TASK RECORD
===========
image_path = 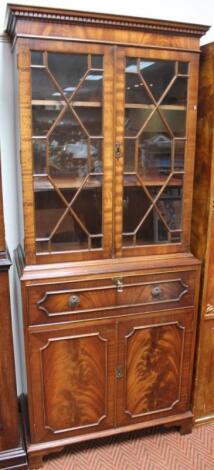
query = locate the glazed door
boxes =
[28,320,115,442]
[116,310,194,426]
[18,43,114,263]
[114,47,199,257]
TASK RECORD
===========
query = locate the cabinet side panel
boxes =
[192,43,214,421]
[0,270,19,450]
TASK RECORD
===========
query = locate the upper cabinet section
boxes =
[6,5,209,264]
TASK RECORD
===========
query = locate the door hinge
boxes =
[116,365,124,379]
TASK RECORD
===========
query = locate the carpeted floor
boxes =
[43,424,214,469]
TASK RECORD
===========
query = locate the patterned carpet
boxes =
[43,424,214,469]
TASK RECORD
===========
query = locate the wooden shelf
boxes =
[33,174,182,191]
[32,101,185,110]
[125,104,186,110]
[124,175,183,186]
[34,176,102,191]
[32,100,102,107]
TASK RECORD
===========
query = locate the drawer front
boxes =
[27,270,196,324]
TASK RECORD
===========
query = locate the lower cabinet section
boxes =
[29,321,116,442]
[117,311,194,426]
[27,309,195,445]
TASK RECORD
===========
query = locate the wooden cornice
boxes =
[6,4,210,40]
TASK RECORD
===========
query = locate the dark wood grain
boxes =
[116,309,195,426]
[27,270,195,324]
[28,320,115,443]
[191,42,214,425]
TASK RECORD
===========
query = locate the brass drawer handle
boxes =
[151,286,161,298]
[68,295,80,308]
[112,277,123,293]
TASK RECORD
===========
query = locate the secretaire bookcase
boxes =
[6,4,209,468]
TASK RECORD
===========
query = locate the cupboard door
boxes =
[28,320,115,442]
[114,47,199,257]
[18,43,114,263]
[116,310,194,426]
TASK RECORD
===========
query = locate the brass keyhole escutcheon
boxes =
[115,143,121,159]
[116,365,124,379]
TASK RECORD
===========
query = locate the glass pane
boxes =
[140,60,175,101]
[174,140,185,170]
[31,51,43,65]
[91,237,102,248]
[51,212,88,252]
[34,187,65,238]
[90,139,103,173]
[124,139,136,172]
[123,57,187,248]
[125,108,153,137]
[125,58,138,73]
[74,71,103,102]
[72,176,102,234]
[161,77,187,106]
[123,181,151,233]
[32,104,63,136]
[156,184,183,231]
[49,109,88,184]
[178,62,188,74]
[91,55,103,69]
[123,234,134,246]
[73,107,102,136]
[136,210,169,244]
[137,111,172,180]
[31,68,64,101]
[161,109,186,137]
[36,240,49,253]
[171,231,181,243]
[32,52,104,255]
[48,53,88,98]
[33,139,46,174]
[126,74,152,104]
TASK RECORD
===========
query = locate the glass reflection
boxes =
[49,110,88,181]
[74,71,103,102]
[33,140,46,174]
[32,105,62,136]
[125,108,153,137]
[138,111,172,179]
[48,53,88,98]
[162,77,187,106]
[126,74,153,104]
[161,109,186,137]
[74,107,102,136]
[140,60,175,101]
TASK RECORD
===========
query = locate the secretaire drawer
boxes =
[27,270,197,324]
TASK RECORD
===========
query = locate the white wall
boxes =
[0,0,213,393]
